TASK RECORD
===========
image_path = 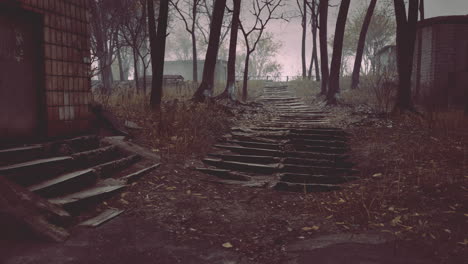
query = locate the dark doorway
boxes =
[0,7,44,142]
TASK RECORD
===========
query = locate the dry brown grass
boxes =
[92,79,268,158]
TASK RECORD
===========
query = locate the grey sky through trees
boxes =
[166,0,468,77]
[266,0,468,76]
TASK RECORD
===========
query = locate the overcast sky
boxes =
[269,0,468,76]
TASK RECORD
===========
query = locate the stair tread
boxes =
[0,145,43,153]
[49,181,125,206]
[28,168,95,192]
[79,208,125,227]
[0,156,72,172]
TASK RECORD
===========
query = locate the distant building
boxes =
[0,1,92,142]
[374,45,397,76]
[163,60,227,82]
[413,16,468,108]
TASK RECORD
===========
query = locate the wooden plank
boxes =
[122,163,161,183]
[79,209,124,227]
[0,156,72,173]
[49,183,125,206]
[28,169,95,193]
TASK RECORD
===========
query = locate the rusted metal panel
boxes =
[0,9,42,141]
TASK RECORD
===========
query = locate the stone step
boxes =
[121,163,161,183]
[208,153,280,164]
[0,145,45,165]
[48,179,126,207]
[28,169,97,197]
[0,156,73,176]
[79,209,125,227]
[203,158,280,174]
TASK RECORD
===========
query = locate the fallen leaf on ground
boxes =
[302,226,319,231]
[222,242,233,248]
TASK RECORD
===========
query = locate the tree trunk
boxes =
[351,0,377,90]
[149,0,169,109]
[193,0,228,102]
[415,0,424,101]
[117,46,126,81]
[309,0,320,82]
[191,31,198,82]
[319,0,329,95]
[219,0,241,100]
[192,2,199,83]
[133,50,140,93]
[393,0,419,112]
[242,53,250,101]
[327,0,351,105]
[301,0,307,79]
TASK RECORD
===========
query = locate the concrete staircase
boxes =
[0,135,160,236]
[196,84,359,192]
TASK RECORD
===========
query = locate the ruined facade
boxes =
[413,16,468,108]
[0,0,91,142]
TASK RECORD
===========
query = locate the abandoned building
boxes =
[164,60,228,82]
[0,0,92,142]
[413,15,468,108]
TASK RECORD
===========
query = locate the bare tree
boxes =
[393,0,419,112]
[196,0,232,57]
[239,0,284,101]
[170,0,202,82]
[350,0,377,90]
[88,0,121,93]
[326,0,351,105]
[318,0,329,95]
[218,0,242,100]
[296,0,307,79]
[119,0,150,93]
[307,0,320,81]
[149,0,169,109]
[192,0,228,101]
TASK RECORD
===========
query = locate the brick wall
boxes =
[13,0,92,137]
[414,16,468,108]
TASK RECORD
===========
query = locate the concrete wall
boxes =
[164,60,227,82]
[414,16,468,108]
[1,0,92,138]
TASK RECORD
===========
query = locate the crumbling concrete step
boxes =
[226,140,281,150]
[28,169,96,197]
[92,154,141,178]
[215,145,282,156]
[208,153,281,164]
[48,179,125,206]
[71,145,120,167]
[79,209,125,227]
[121,163,161,183]
[203,158,280,174]
[0,156,73,175]
[0,145,44,165]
